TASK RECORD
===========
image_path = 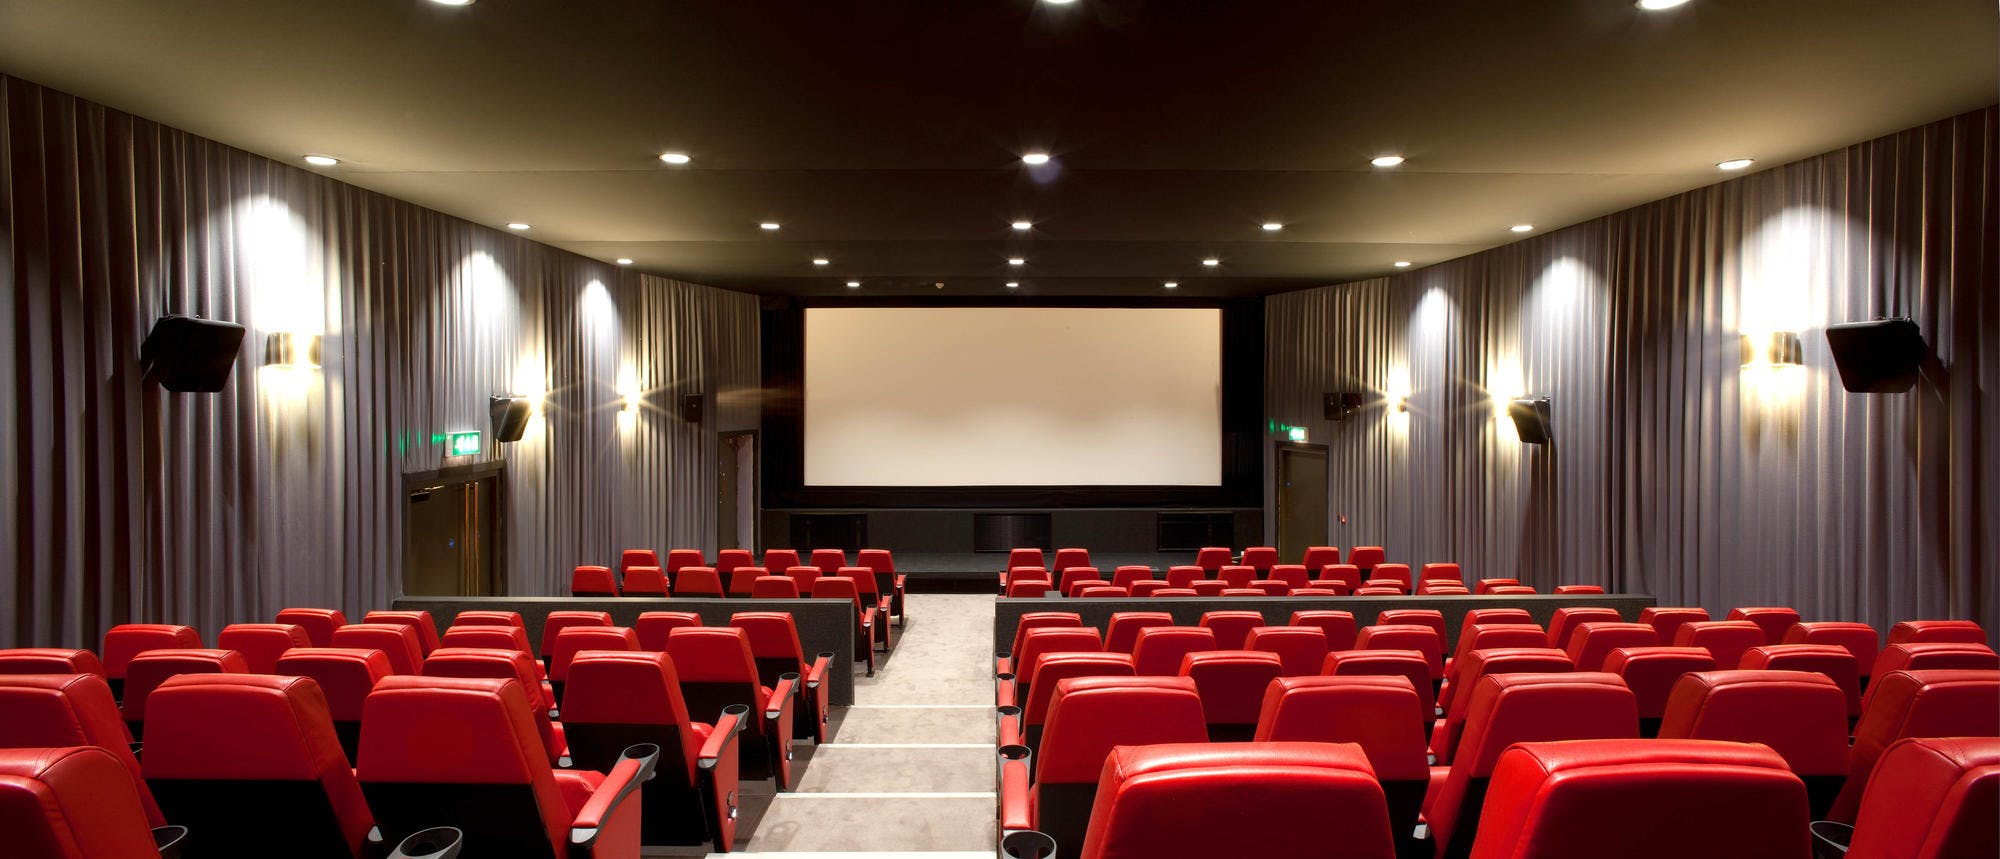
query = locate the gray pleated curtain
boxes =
[1266,107,1998,639]
[1,75,759,648]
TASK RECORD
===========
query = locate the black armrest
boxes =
[1000,830,1057,859]
[567,743,662,854]
[388,826,464,859]
[152,824,188,858]
[1810,821,1853,859]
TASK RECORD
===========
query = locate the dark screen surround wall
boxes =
[1265,107,1998,639]
[0,76,759,649]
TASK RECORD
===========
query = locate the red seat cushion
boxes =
[1657,670,1850,776]
[1179,650,1284,727]
[1848,737,2000,859]
[0,648,106,677]
[0,746,164,857]
[329,624,425,675]
[0,673,162,825]
[216,623,313,674]
[1130,627,1216,677]
[100,624,201,679]
[1829,668,2000,822]
[276,609,349,647]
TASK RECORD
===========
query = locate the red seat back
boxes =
[1254,675,1428,780]
[1741,644,1863,716]
[715,549,755,577]
[1265,565,1309,589]
[1727,606,1802,645]
[1036,677,1208,786]
[726,565,768,596]
[536,611,612,658]
[1463,608,1535,629]
[1163,565,1203,588]
[662,627,773,744]
[1179,650,1283,733]
[571,564,618,597]
[621,566,668,596]
[216,623,313,674]
[561,651,703,785]
[1109,566,1154,589]
[1347,546,1385,572]
[1601,646,1716,721]
[636,611,704,652]
[1848,737,2000,859]
[450,610,523,630]
[1868,642,1999,692]
[0,746,164,858]
[1565,622,1660,671]
[1246,626,1329,676]
[1197,610,1263,650]
[1548,607,1624,650]
[762,548,800,572]
[1238,547,1278,571]
[1290,610,1357,651]
[330,623,425,675]
[1887,620,1986,645]
[1356,624,1444,679]
[1131,627,1216,676]
[362,611,442,656]
[1830,669,2000,822]
[1420,561,1462,582]
[1449,622,1549,669]
[0,648,106,677]
[1009,612,1084,662]
[857,549,895,573]
[1053,548,1091,575]
[1015,628,1105,691]
[731,611,810,683]
[621,549,661,574]
[1193,547,1231,572]
[752,576,802,599]
[1215,565,1254,589]
[1434,649,1577,763]
[665,549,705,574]
[276,609,348,647]
[1103,613,1172,654]
[1008,578,1052,598]
[1007,548,1046,571]
[1077,586,1127,598]
[810,548,847,574]
[422,648,562,763]
[1672,620,1766,670]
[1638,606,1710,643]
[549,626,639,682]
[1658,670,1850,776]
[1369,563,1412,586]
[786,565,824,594]
[0,673,162,826]
[1023,652,1136,726]
[1553,584,1607,594]
[101,624,202,680]
[440,624,534,656]
[1322,649,1435,717]
[1317,564,1363,588]
[275,647,392,724]
[1378,609,1445,642]
[1440,637,1570,715]
[1059,567,1106,596]
[1782,622,1880,678]
[674,566,725,597]
[1301,546,1340,569]
[123,649,249,726]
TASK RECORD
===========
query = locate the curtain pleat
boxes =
[1267,107,1997,639]
[0,76,759,648]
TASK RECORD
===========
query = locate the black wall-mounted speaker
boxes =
[1323,392,1365,421]
[1825,318,1925,393]
[680,393,705,423]
[490,395,533,442]
[140,315,246,392]
[1508,397,1554,445]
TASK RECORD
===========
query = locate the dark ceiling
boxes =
[1,0,1993,296]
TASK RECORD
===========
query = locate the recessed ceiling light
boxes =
[616,258,634,265]
[1008,258,1026,266]
[658,152,691,165]
[1261,222,1284,232]
[846,281,861,288]
[812,258,830,266]
[506,223,531,231]
[1201,258,1220,267]
[303,154,339,167]
[1394,261,1412,268]
[1044,0,1077,4]
[1637,0,1691,10]
[1021,152,1051,166]
[1011,220,1033,231]
[1510,224,1534,233]
[1006,281,1020,288]
[759,222,781,231]
[428,0,475,6]
[1371,155,1406,168]
[1716,158,1755,170]
[1164,281,1179,289]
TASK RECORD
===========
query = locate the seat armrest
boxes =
[995,655,1013,676]
[999,744,1034,834]
[702,704,749,764]
[767,674,800,725]
[998,705,1024,748]
[699,704,747,848]
[388,826,463,859]
[568,743,662,850]
[806,654,831,688]
[152,825,189,859]
[996,673,1017,709]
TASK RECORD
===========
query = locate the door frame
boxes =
[718,429,760,552]
[1274,441,1330,560]
[402,460,509,597]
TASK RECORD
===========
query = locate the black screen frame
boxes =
[760,296,1264,509]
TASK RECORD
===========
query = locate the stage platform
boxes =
[898,552,1193,591]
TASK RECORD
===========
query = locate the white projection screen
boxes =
[805,307,1223,486]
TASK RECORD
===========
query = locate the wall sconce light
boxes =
[616,367,642,432]
[1740,331,1803,367]
[263,332,321,369]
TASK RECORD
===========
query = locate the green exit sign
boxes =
[446,431,481,456]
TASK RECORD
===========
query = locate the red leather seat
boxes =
[842,565,894,631]
[1488,584,1538,595]
[1659,669,1851,817]
[1420,561,1463,584]
[663,548,704,575]
[1104,612,1173,654]
[142,674,374,856]
[1548,607,1624,650]
[1828,668,2000,823]
[122,648,248,740]
[1216,564,1254,589]
[1476,578,1522,594]
[422,647,566,765]
[1152,587,1199,597]
[1445,623,1548,677]
[1553,584,1607,594]
[1728,606,1803,645]
[441,623,536,657]
[621,548,662,576]
[1254,675,1428,842]
[636,611,703,652]
[1193,547,1232,573]
[1011,628,1105,705]
[1565,622,1660,671]
[1431,649,1575,765]
[724,563,765,597]
[1059,567,1108,597]
[1424,673,1639,859]
[859,547,908,623]
[0,648,106,677]
[1007,578,1053,597]
[803,548,843,575]
[277,608,349,647]
[562,651,743,849]
[674,567,725,597]
[356,675,653,858]
[621,566,669,596]
[0,673,162,825]
[1221,588,1267,597]
[537,611,612,668]
[1246,625,1330,676]
[1003,548,1046,589]
[1191,580,1230,596]
[1121,580,1163,597]
[1782,622,1880,681]
[1106,566,1151,590]
[451,609,524,630]
[1002,612,1084,676]
[1007,676,1209,859]
[1357,624,1444,680]
[101,624,202,697]
[1164,565,1204,588]
[216,622,312,673]
[1348,546,1386,573]
[330,623,425,676]
[1013,652,1135,753]
[1839,737,1999,859]
[1601,646,1716,736]
[1180,650,1284,741]
[1887,619,1986,645]
[0,746,177,858]
[1292,586,1343,596]
[1471,739,1809,859]
[1075,742,1396,859]
[1291,610,1358,651]
[1673,620,1766,671]
[1367,563,1413,592]
[571,564,619,597]
[1867,643,1999,698]
[1639,606,1711,643]
[1011,566,1053,587]
[550,626,639,698]
[1053,547,1092,577]
[1462,608,1535,629]
[1323,649,1435,718]
[1131,626,1216,677]
[1439,638,1570,718]
[1077,586,1127,598]
[762,548,801,573]
[1267,564,1310,590]
[1420,580,1471,596]
[1301,546,1341,570]
[1356,584,1404,596]
[1742,644,1863,717]
[1317,564,1364,590]
[782,565,822,595]
[752,575,801,599]
[275,647,393,761]
[1379,608,1446,644]
[730,612,832,743]
[1198,610,1263,650]
[813,576,881,674]
[715,549,756,583]
[363,611,442,656]
[1238,546,1278,572]
[663,627,797,787]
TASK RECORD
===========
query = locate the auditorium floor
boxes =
[689,593,1000,858]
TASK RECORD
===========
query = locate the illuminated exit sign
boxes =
[446,431,481,457]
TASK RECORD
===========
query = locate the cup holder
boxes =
[389,826,464,859]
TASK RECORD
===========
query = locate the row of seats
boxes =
[996,668,2000,859]
[575,547,907,619]
[997,546,1609,597]
[996,734,1997,859]
[0,610,847,854]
